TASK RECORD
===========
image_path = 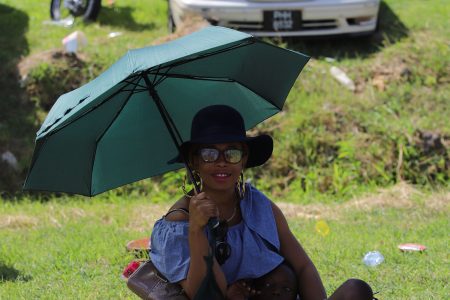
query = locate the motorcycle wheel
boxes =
[50,0,101,22]
[167,0,176,33]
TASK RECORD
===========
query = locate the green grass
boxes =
[0,185,448,299]
[1,0,449,195]
[0,0,168,65]
[0,0,449,298]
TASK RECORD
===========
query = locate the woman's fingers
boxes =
[192,193,218,215]
[189,192,219,227]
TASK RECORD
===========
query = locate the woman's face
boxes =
[192,142,247,193]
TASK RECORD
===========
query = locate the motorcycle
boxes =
[50,0,102,22]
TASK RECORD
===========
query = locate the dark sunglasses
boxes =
[198,148,244,164]
[213,220,231,265]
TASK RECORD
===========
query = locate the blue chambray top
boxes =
[149,184,284,284]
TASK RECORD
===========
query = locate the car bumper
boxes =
[170,0,380,36]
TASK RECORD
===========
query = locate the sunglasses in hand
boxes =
[212,220,231,265]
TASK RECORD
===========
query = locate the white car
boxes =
[168,0,380,37]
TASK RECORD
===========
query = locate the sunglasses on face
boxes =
[213,220,231,265]
[198,148,244,164]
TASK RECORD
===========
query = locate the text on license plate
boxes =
[264,10,301,31]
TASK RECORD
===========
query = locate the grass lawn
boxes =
[0,0,449,299]
[0,184,448,299]
[1,0,448,195]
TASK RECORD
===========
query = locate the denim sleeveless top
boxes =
[149,184,284,284]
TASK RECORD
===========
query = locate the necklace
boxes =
[224,204,238,223]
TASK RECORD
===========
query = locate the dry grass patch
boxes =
[424,190,450,211]
[343,181,417,211]
[0,214,39,229]
[278,182,448,220]
[0,205,95,230]
[124,203,171,232]
[152,15,209,45]
[277,202,329,220]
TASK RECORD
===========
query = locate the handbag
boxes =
[127,260,188,300]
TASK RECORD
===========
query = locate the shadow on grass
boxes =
[0,4,37,195]
[0,262,32,282]
[97,6,156,31]
[282,1,409,59]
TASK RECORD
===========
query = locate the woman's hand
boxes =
[188,192,219,230]
[227,280,259,300]
[182,192,227,298]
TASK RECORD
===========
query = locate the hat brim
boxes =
[170,134,273,168]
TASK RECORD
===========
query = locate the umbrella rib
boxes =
[168,75,281,110]
[234,79,282,110]
[127,38,255,88]
[152,64,162,85]
[122,88,147,93]
[94,83,139,145]
[148,73,281,110]
[154,65,175,87]
[89,78,141,195]
[148,37,255,75]
[143,73,184,147]
[152,73,235,83]
[122,79,147,89]
[41,77,141,139]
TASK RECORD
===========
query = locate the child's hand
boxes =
[227,280,260,299]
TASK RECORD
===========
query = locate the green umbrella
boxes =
[23,26,309,299]
[24,26,309,196]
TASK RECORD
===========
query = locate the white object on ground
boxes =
[398,243,427,252]
[62,31,88,53]
[108,32,123,38]
[43,17,74,27]
[330,66,356,91]
[2,151,19,170]
[363,251,384,266]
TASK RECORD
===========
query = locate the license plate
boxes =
[263,10,301,31]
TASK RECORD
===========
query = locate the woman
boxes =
[150,105,374,300]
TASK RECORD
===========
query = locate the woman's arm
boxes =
[174,192,227,299]
[271,202,327,300]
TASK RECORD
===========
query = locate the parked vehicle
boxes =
[168,0,380,37]
[50,0,102,22]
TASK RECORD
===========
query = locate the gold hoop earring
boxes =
[193,170,202,192]
[182,173,192,198]
[182,171,202,197]
[236,171,246,199]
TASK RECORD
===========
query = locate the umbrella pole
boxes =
[144,74,218,225]
[142,75,201,193]
[143,73,223,299]
[143,75,219,225]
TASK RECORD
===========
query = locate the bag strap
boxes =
[164,207,189,218]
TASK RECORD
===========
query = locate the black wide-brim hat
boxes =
[173,105,273,168]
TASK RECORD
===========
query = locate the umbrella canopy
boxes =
[24,26,309,196]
